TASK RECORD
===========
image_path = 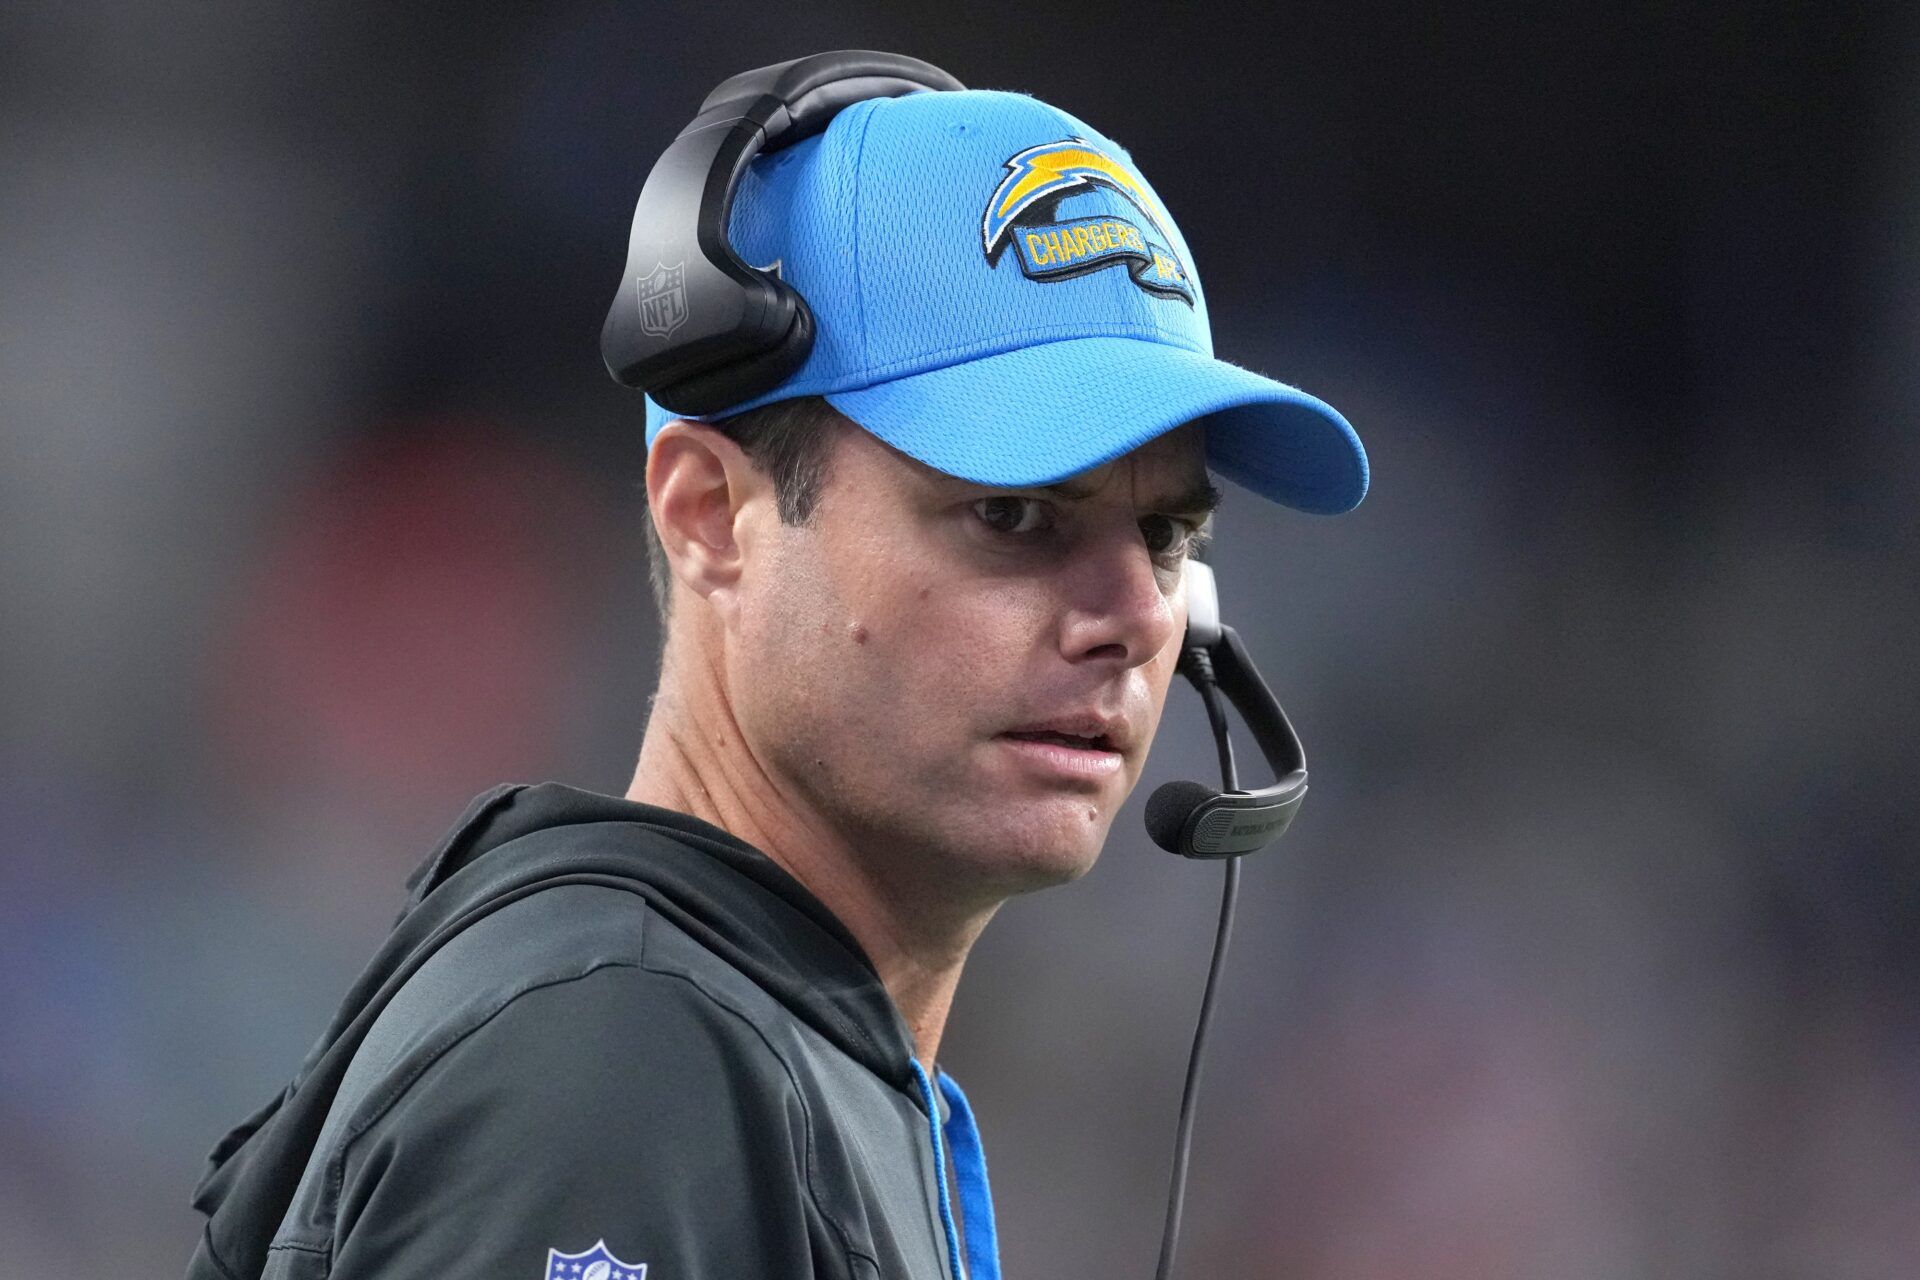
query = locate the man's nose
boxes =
[1056,528,1181,668]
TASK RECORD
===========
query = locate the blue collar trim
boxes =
[909,1060,1002,1280]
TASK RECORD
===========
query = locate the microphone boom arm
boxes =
[1144,563,1311,859]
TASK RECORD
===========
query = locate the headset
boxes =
[601,51,964,416]
[606,51,1316,1280]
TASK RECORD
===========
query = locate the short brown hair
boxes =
[643,395,845,626]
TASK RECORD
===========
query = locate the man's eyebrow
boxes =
[1040,476,1224,518]
[1160,479,1226,519]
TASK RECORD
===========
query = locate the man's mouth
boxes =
[1000,729,1116,752]
[997,709,1131,778]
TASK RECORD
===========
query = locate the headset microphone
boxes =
[1143,558,1311,1280]
[1145,560,1309,859]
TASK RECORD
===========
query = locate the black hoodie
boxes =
[184,782,1002,1280]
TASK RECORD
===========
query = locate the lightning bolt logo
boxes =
[981,138,1177,259]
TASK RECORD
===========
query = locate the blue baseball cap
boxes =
[643,88,1367,514]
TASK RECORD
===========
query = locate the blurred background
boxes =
[3,1,1916,1276]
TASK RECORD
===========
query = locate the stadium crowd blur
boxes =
[3,3,1915,1276]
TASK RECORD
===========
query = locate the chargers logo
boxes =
[981,138,1193,304]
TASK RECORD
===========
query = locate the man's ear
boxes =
[646,420,767,614]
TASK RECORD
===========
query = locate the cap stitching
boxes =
[847,97,884,379]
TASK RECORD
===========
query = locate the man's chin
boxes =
[961,802,1113,893]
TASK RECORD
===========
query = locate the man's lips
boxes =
[998,712,1130,753]
[995,709,1131,786]
[995,732,1125,783]
[1000,728,1116,751]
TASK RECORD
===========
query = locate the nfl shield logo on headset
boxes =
[543,1238,647,1280]
[634,261,688,339]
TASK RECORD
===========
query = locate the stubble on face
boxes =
[727,416,1209,912]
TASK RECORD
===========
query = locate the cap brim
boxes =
[823,335,1367,514]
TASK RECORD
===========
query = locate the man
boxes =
[185,69,1365,1280]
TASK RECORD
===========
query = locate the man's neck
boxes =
[626,652,992,1070]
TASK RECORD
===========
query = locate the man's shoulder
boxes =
[368,914,804,1139]
[347,881,793,1106]
[268,884,816,1272]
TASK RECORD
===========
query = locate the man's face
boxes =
[728,415,1215,906]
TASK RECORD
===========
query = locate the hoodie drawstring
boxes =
[909,1060,1002,1280]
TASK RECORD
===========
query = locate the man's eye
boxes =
[972,496,1052,535]
[1141,514,1203,559]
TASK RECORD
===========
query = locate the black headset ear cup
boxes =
[605,52,962,416]
[649,285,815,418]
